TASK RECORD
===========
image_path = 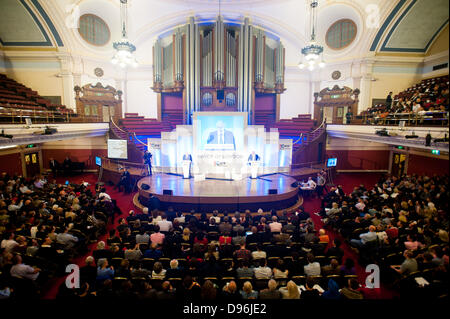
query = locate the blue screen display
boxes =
[327,158,337,167]
[195,114,244,151]
[95,156,102,166]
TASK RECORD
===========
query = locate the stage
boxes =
[137,173,299,212]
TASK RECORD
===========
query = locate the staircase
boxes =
[292,120,327,165]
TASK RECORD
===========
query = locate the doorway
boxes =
[391,152,407,177]
[102,105,111,122]
[24,152,41,178]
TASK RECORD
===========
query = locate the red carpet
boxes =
[42,172,395,298]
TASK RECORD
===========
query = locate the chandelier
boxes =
[298,0,325,71]
[111,0,138,68]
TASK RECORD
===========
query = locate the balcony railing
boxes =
[0,107,104,124]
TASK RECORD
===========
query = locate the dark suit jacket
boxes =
[248,154,260,162]
[207,130,235,149]
[49,159,59,170]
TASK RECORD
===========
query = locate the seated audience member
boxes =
[221,281,241,300]
[165,259,184,279]
[300,277,322,299]
[157,213,172,232]
[157,281,176,300]
[124,243,143,261]
[391,250,418,276]
[322,279,341,300]
[93,241,112,261]
[326,239,344,263]
[304,253,321,277]
[201,280,217,301]
[279,280,300,299]
[234,242,252,261]
[350,225,377,248]
[96,258,114,283]
[236,260,254,278]
[318,229,329,243]
[340,258,356,276]
[240,281,258,299]
[269,216,282,233]
[273,259,289,279]
[80,256,97,286]
[10,254,40,281]
[259,279,282,299]
[251,243,267,260]
[150,225,165,245]
[254,259,272,279]
[340,278,364,299]
[322,258,340,276]
[152,262,166,279]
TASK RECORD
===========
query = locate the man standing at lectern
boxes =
[207,120,236,150]
[182,153,192,178]
[248,151,260,163]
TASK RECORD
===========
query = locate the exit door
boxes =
[24,152,41,178]
[391,152,407,177]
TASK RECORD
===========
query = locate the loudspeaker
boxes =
[163,189,173,195]
[217,89,224,100]
[268,189,278,195]
[141,183,150,190]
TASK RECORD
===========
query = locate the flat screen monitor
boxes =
[107,139,128,159]
[95,156,102,166]
[327,158,337,167]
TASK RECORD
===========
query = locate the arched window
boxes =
[78,14,110,46]
[326,19,357,50]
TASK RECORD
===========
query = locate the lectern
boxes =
[249,161,260,179]
[182,160,191,179]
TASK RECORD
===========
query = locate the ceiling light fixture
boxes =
[111,0,138,68]
[298,0,325,71]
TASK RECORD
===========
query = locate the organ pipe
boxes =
[151,16,285,122]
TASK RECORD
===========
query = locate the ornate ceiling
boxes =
[0,0,448,66]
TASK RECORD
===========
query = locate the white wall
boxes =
[279,80,311,119]
[125,79,158,118]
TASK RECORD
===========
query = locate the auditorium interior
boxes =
[0,0,449,306]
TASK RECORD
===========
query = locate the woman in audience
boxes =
[279,280,300,299]
[152,261,166,279]
[201,280,217,300]
[240,281,258,299]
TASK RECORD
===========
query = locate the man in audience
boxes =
[10,254,41,281]
[304,253,321,277]
[259,279,282,299]
[350,225,377,249]
[391,250,418,276]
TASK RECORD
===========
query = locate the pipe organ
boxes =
[152,16,286,124]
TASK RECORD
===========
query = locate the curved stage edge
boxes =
[137,173,300,212]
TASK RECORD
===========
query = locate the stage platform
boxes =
[137,173,299,212]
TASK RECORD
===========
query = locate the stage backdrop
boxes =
[148,112,292,177]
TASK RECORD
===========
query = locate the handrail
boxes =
[293,133,303,145]
[132,132,147,146]
[293,117,325,145]
[110,117,128,134]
